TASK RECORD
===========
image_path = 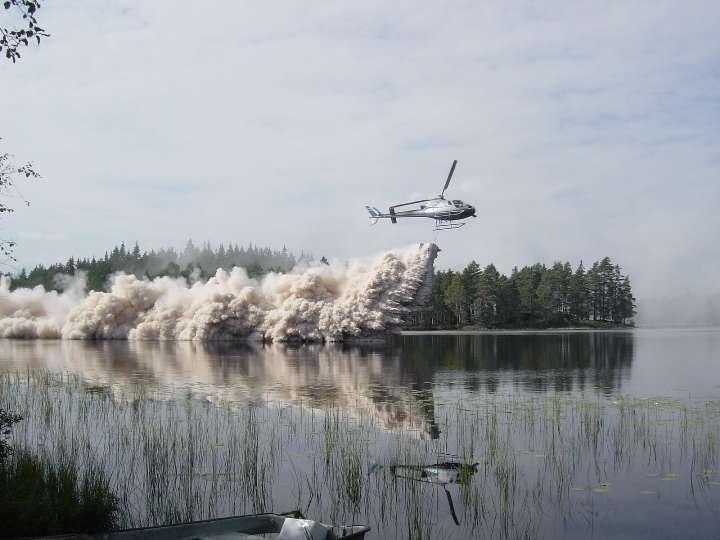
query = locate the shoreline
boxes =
[401,326,720,335]
[401,327,636,335]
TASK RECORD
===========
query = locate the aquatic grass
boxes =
[0,369,719,539]
[0,448,119,538]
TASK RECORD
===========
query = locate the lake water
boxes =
[1,329,719,539]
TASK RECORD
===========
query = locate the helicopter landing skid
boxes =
[434,220,465,231]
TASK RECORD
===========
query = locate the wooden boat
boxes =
[37,511,370,540]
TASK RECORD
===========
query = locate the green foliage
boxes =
[0,407,21,462]
[0,0,48,63]
[0,450,119,537]
[1,405,118,536]
[2,0,46,255]
[8,240,306,292]
[411,256,635,329]
[444,273,466,325]
[1,143,40,260]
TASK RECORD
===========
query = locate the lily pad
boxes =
[592,481,611,493]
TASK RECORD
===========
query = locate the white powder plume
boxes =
[0,273,86,339]
[0,243,438,342]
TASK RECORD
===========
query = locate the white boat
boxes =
[37,511,370,540]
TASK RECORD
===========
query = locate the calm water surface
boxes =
[0,329,719,539]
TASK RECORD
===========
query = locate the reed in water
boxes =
[0,369,718,539]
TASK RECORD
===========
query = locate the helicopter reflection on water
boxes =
[371,461,479,526]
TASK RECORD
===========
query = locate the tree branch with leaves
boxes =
[1,0,46,260]
[0,0,48,62]
[0,141,39,260]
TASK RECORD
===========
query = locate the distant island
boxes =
[6,242,635,332]
[408,257,636,330]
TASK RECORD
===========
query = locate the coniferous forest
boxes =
[7,243,635,329]
[409,257,636,329]
[8,240,307,293]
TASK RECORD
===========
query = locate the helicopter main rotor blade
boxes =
[390,198,434,209]
[441,160,458,198]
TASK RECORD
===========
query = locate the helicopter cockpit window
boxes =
[452,200,463,207]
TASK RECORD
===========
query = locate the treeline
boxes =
[8,244,636,329]
[410,257,636,329]
[10,240,310,292]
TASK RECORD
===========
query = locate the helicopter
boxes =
[365,160,476,230]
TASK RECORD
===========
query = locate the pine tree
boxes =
[513,264,544,324]
[475,264,500,327]
[587,262,600,320]
[444,273,466,327]
[598,257,615,321]
[615,274,636,324]
[568,261,589,321]
[495,275,520,326]
[182,239,196,265]
[462,261,481,323]
[534,270,554,325]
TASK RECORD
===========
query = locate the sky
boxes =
[1,1,719,322]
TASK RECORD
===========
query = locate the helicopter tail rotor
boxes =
[365,206,380,225]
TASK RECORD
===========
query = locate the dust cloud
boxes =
[0,243,438,342]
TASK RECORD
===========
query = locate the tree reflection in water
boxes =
[0,332,634,442]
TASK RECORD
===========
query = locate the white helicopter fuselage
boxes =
[365,160,475,230]
[393,198,476,221]
[366,198,475,222]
